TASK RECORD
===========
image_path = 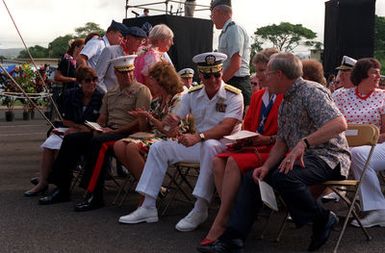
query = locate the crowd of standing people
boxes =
[21,0,385,253]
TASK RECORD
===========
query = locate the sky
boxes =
[0,0,384,51]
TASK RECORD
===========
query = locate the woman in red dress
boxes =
[201,48,283,245]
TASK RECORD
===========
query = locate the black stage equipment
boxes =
[323,0,375,76]
[123,15,213,79]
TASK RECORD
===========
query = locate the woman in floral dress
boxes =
[113,61,192,182]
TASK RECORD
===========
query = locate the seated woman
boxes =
[333,58,385,227]
[113,61,191,188]
[24,66,103,196]
[201,48,283,245]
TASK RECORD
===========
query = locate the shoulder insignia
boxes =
[224,84,241,95]
[188,84,204,93]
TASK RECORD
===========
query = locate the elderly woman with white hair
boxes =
[134,24,174,96]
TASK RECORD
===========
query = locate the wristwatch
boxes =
[199,133,206,142]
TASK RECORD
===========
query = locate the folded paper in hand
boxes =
[85,121,103,132]
[224,130,259,141]
[258,180,278,211]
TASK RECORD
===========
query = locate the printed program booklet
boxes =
[85,121,103,132]
[258,180,278,211]
[224,130,259,141]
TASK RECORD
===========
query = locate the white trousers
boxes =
[136,139,227,202]
[350,142,385,211]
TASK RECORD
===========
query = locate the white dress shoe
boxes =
[119,207,159,224]
[351,209,385,228]
[175,210,208,232]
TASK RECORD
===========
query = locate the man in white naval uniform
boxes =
[118,52,244,232]
[95,26,146,94]
[78,20,126,69]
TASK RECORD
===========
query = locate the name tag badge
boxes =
[216,103,227,113]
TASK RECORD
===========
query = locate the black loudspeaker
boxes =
[323,0,376,76]
[123,15,213,77]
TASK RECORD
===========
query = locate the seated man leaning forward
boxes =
[39,55,152,207]
[198,52,351,253]
[118,52,244,232]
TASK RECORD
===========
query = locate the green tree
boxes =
[374,15,385,73]
[18,45,49,58]
[48,34,75,58]
[252,22,318,52]
[249,37,263,73]
[75,22,105,38]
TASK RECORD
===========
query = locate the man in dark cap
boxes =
[210,0,251,110]
[95,26,147,93]
[78,20,126,69]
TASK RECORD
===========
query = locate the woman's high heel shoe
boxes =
[200,237,215,246]
[24,185,48,197]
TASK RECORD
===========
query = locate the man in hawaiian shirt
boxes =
[199,52,351,253]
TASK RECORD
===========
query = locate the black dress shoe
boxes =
[197,239,244,253]
[30,177,39,185]
[24,185,48,197]
[39,188,70,205]
[308,211,338,251]
[74,194,104,212]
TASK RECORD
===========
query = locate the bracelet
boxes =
[303,138,310,149]
[269,135,276,145]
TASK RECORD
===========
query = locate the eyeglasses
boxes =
[201,72,221,79]
[84,77,98,83]
[264,70,276,76]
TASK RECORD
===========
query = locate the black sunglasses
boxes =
[84,77,98,83]
[201,72,221,79]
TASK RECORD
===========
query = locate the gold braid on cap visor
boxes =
[114,64,135,72]
[197,64,223,73]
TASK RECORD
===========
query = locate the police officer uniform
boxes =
[136,52,244,203]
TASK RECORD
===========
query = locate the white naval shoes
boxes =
[351,209,385,228]
[175,209,208,232]
[119,207,159,224]
[322,192,341,202]
[321,187,347,203]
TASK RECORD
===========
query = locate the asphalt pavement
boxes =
[1,110,385,253]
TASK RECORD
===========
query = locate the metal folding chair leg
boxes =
[275,212,290,242]
[258,209,274,240]
[159,169,194,216]
[159,162,200,216]
[332,191,372,253]
[112,173,137,207]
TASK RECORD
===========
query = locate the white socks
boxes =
[141,194,156,209]
[192,197,209,213]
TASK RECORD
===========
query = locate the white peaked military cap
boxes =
[178,68,194,78]
[109,55,137,72]
[336,55,357,70]
[192,52,227,73]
